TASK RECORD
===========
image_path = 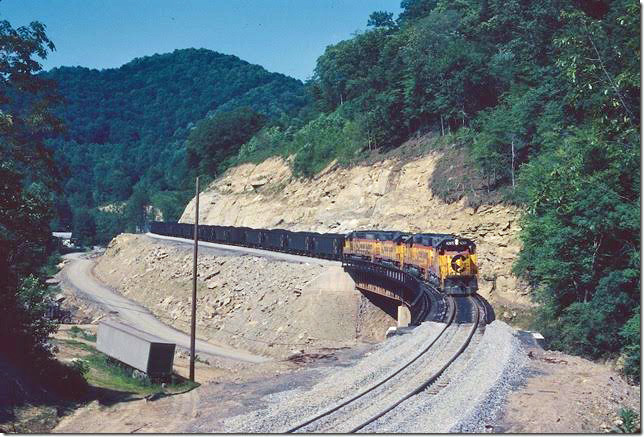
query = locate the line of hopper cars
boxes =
[149,222,478,295]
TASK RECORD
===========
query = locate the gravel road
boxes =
[61,252,268,363]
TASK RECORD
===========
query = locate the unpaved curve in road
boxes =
[61,252,268,363]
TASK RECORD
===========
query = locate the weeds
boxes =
[618,408,640,433]
[68,326,97,342]
[57,339,199,396]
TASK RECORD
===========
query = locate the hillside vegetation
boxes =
[45,48,311,242]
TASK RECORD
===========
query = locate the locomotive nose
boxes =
[450,254,467,272]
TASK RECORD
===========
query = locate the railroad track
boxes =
[286,294,487,433]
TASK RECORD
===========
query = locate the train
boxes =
[149,222,478,295]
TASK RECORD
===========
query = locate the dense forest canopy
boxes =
[45,48,311,242]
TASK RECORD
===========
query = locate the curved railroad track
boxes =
[285,293,487,433]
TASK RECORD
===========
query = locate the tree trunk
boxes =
[440,115,445,136]
[511,138,516,189]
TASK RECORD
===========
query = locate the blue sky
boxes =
[2,0,401,81]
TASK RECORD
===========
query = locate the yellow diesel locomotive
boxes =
[343,230,478,295]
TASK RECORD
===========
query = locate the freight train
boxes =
[149,222,478,295]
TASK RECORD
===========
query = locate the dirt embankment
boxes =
[179,149,528,314]
[94,234,394,359]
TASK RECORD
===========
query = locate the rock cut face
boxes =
[180,153,530,306]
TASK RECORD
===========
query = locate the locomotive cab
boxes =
[436,237,478,295]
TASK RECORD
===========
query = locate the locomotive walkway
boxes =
[60,252,268,363]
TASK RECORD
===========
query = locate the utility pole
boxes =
[189,176,200,381]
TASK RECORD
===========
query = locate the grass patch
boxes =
[618,408,640,433]
[68,326,97,342]
[55,339,199,397]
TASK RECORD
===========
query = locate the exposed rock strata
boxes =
[180,154,529,307]
[94,234,394,359]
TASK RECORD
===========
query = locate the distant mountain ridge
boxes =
[45,48,309,146]
[45,48,311,238]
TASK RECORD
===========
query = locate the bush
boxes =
[618,408,640,433]
[290,111,364,177]
[620,311,640,382]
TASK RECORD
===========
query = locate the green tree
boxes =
[0,17,79,392]
[368,11,397,29]
[185,107,266,176]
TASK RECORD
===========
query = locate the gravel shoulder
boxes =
[495,337,640,433]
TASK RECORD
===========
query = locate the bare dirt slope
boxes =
[179,151,527,314]
[94,234,394,360]
[497,342,640,433]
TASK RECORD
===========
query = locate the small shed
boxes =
[52,231,74,248]
[97,319,176,377]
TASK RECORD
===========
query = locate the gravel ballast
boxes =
[216,319,527,433]
[359,320,528,433]
[216,321,446,432]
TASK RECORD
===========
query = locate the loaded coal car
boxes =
[244,227,265,247]
[177,222,192,239]
[205,225,218,242]
[197,224,210,241]
[227,226,246,245]
[311,232,345,260]
[215,226,229,243]
[207,225,221,243]
[286,231,316,255]
[150,221,163,235]
[265,229,288,251]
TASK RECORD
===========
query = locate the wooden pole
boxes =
[189,176,199,381]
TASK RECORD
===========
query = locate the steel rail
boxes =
[348,295,485,433]
[285,293,456,433]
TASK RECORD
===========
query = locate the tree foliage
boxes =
[0,18,87,396]
[186,107,266,176]
[41,48,311,243]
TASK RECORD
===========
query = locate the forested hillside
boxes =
[222,0,639,380]
[46,48,311,242]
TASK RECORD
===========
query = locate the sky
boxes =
[2,0,402,81]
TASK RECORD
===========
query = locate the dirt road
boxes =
[61,252,268,363]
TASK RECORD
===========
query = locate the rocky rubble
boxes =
[94,234,394,359]
[179,152,529,309]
